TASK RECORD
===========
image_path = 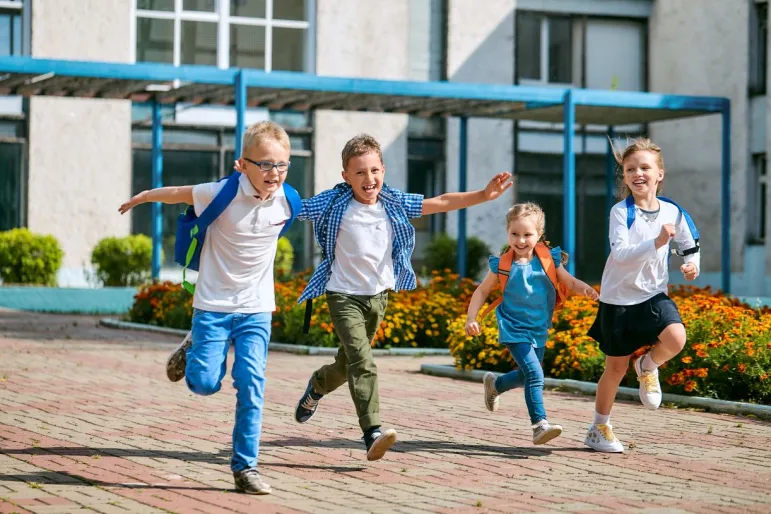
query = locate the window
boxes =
[0,119,26,231]
[0,1,22,57]
[749,153,767,244]
[135,0,314,72]
[516,12,574,85]
[750,0,768,95]
[130,111,314,270]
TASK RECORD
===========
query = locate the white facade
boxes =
[5,0,769,294]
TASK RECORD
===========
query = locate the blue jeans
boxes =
[494,343,547,425]
[185,309,271,472]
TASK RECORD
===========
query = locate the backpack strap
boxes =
[534,242,567,305]
[279,183,302,239]
[182,172,241,294]
[625,195,700,257]
[480,249,514,318]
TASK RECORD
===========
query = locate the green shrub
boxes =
[0,228,63,286]
[275,236,294,280]
[423,234,491,280]
[91,235,157,287]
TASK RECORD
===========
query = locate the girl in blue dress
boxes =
[465,202,599,445]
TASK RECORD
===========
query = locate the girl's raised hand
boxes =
[681,262,699,281]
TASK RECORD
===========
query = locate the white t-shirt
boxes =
[191,173,291,313]
[326,198,395,296]
[599,199,701,306]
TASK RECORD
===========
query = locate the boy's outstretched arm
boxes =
[119,186,194,214]
[555,267,599,300]
[422,172,512,216]
[465,271,498,336]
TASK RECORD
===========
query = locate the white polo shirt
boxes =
[191,173,291,313]
[599,199,701,306]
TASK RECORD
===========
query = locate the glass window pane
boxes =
[231,0,266,18]
[230,24,266,69]
[183,0,216,12]
[136,17,174,63]
[181,21,218,66]
[132,150,220,266]
[272,27,305,72]
[0,14,21,57]
[516,12,541,81]
[548,17,572,84]
[0,143,23,231]
[271,111,310,129]
[274,0,306,21]
[137,0,174,11]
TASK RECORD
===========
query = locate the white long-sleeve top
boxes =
[599,199,700,306]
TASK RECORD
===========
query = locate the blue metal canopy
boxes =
[0,56,732,292]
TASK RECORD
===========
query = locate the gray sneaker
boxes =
[532,421,563,445]
[233,468,271,495]
[166,331,192,382]
[483,372,500,412]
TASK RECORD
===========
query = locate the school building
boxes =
[0,0,766,294]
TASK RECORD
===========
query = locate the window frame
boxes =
[133,0,315,72]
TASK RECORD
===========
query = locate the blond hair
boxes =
[504,202,568,265]
[241,121,290,156]
[341,134,383,169]
[610,136,665,200]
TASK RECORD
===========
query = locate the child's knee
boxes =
[186,373,222,396]
[604,358,629,377]
[660,323,687,352]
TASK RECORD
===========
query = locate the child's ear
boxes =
[341,170,350,184]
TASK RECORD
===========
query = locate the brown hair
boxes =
[341,134,383,169]
[242,121,290,155]
[503,202,568,265]
[610,136,665,200]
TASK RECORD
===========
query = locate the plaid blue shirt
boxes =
[297,183,424,303]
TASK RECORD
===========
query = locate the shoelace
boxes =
[638,372,661,393]
[301,395,318,411]
[596,424,617,442]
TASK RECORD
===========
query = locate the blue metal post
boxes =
[151,100,163,280]
[457,117,468,278]
[235,70,246,159]
[605,127,615,258]
[563,90,576,275]
[721,100,731,293]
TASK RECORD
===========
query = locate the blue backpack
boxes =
[625,195,700,257]
[174,172,303,294]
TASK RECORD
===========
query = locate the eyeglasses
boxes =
[243,158,291,173]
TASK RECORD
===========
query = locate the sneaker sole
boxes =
[294,383,319,424]
[584,439,624,453]
[366,429,397,461]
[166,331,192,383]
[235,485,272,495]
[533,426,563,445]
[483,373,498,412]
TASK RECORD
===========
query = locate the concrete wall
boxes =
[649,0,749,290]
[445,0,516,264]
[313,0,410,193]
[29,0,133,286]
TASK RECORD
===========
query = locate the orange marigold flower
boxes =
[684,381,697,392]
[681,356,692,364]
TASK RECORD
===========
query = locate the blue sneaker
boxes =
[295,379,322,423]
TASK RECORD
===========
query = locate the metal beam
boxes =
[563,89,576,275]
[457,117,468,279]
[606,127,615,258]
[235,70,246,159]
[721,100,731,293]
[151,100,164,280]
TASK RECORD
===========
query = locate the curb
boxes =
[99,318,451,357]
[420,363,771,419]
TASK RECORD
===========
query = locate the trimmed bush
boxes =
[91,235,156,287]
[275,236,294,279]
[0,228,63,286]
[423,234,491,280]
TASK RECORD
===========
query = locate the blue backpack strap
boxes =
[658,196,700,257]
[181,172,241,294]
[279,183,302,239]
[625,195,636,229]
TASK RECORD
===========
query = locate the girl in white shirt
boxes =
[584,137,700,453]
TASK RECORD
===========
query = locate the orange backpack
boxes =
[481,242,569,318]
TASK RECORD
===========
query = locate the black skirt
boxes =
[587,293,683,357]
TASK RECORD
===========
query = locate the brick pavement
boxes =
[1,309,770,513]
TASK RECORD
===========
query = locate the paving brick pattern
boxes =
[1,310,770,513]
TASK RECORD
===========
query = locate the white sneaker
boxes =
[532,420,562,445]
[634,355,662,409]
[584,424,624,453]
[483,372,499,412]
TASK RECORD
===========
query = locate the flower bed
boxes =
[127,275,770,404]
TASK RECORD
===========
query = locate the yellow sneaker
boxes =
[584,423,624,453]
[634,355,662,409]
